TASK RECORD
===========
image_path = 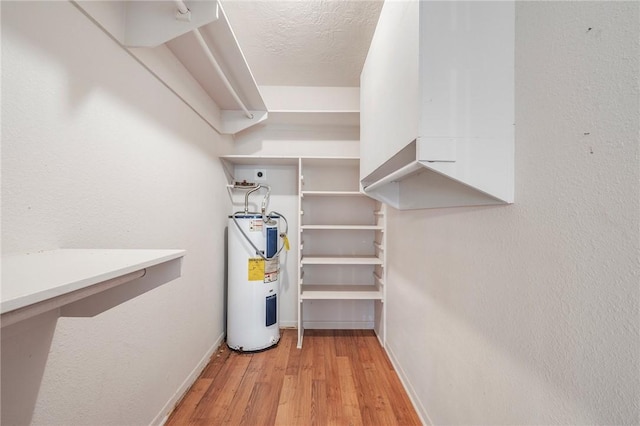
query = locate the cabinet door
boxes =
[360,0,420,181]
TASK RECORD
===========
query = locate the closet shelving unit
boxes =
[219,155,387,349]
[297,157,386,348]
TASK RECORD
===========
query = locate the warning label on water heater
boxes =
[249,219,263,232]
[248,257,278,282]
[264,258,279,283]
[248,258,264,281]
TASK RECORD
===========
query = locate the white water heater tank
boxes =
[227,214,280,352]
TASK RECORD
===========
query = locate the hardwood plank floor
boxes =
[166,329,422,426]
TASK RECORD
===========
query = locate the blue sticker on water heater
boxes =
[266,294,277,326]
[266,225,278,258]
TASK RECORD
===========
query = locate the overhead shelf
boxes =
[301,157,359,167]
[222,155,300,165]
[73,0,267,135]
[219,156,359,166]
[259,86,360,128]
[266,111,359,127]
[1,249,185,327]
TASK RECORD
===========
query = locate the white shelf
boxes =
[258,87,359,129]
[74,2,267,135]
[267,110,359,127]
[220,155,301,166]
[301,225,383,231]
[301,191,364,197]
[1,249,185,326]
[301,285,383,300]
[301,255,383,265]
[301,157,359,167]
[220,155,359,167]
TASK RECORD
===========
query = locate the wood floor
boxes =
[166,329,422,425]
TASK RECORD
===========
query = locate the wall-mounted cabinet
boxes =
[73,0,267,135]
[360,0,514,210]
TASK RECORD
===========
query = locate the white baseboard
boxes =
[279,320,297,328]
[153,331,226,426]
[303,321,374,329]
[384,342,433,426]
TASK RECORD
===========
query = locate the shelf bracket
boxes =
[123,1,219,48]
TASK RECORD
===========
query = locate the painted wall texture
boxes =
[1,1,233,424]
[385,2,639,424]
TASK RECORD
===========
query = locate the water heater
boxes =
[227,184,286,352]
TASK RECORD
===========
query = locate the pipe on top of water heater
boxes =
[230,183,289,261]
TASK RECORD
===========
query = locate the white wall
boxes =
[385,2,639,425]
[1,2,233,425]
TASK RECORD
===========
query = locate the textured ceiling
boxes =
[221,0,384,87]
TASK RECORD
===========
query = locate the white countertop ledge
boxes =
[1,249,186,315]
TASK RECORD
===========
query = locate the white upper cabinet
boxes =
[360,0,515,210]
